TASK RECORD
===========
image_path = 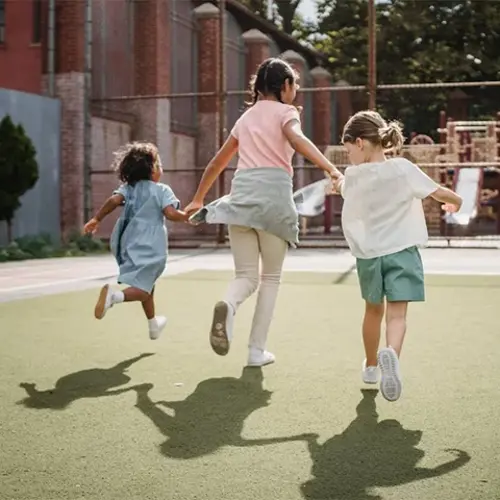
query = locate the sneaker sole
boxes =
[210,301,230,356]
[378,349,402,402]
[94,284,109,320]
[247,357,275,367]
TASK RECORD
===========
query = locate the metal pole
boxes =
[83,0,93,222]
[368,0,376,109]
[216,0,227,244]
[47,0,55,97]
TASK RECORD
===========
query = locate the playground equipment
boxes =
[315,111,500,238]
[435,111,500,235]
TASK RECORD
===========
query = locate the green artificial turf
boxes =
[1,270,499,500]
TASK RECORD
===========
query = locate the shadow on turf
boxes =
[332,264,357,285]
[17,353,154,410]
[301,389,471,500]
[133,366,316,459]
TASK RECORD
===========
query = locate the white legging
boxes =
[224,225,288,351]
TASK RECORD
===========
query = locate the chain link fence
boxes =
[93,79,500,248]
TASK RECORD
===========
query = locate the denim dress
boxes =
[110,181,179,293]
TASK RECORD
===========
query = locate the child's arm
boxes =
[404,160,462,212]
[83,193,124,234]
[429,186,463,213]
[283,120,342,180]
[188,136,238,209]
[163,205,189,222]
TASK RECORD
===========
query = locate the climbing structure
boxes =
[323,111,500,237]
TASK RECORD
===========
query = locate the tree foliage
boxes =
[0,115,39,241]
[299,0,500,137]
[239,0,303,34]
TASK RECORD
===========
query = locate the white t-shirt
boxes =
[340,157,439,259]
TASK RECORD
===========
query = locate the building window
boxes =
[32,0,42,44]
[0,0,5,44]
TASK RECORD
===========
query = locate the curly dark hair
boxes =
[249,57,298,105]
[112,141,160,186]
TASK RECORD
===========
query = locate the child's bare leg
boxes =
[123,287,150,303]
[385,301,408,356]
[363,301,385,366]
[123,286,166,340]
[141,287,155,320]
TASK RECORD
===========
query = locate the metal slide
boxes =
[445,168,483,226]
[293,178,330,217]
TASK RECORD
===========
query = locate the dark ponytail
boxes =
[247,57,297,107]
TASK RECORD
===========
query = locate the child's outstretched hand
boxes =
[326,176,344,195]
[184,200,204,216]
[441,202,460,213]
[84,218,100,235]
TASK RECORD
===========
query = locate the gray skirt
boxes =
[191,167,300,246]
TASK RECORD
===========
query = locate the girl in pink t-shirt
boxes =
[185,58,342,367]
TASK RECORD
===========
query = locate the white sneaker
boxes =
[362,360,380,384]
[149,316,167,340]
[94,284,114,319]
[209,301,234,356]
[247,348,275,367]
[378,347,402,402]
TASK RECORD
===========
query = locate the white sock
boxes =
[148,317,157,330]
[111,290,125,304]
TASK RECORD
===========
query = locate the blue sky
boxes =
[297,0,385,22]
[297,0,317,21]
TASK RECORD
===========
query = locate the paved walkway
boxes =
[0,247,499,303]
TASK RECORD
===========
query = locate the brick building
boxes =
[0,0,43,94]
[0,0,340,240]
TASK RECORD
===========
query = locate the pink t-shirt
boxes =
[230,100,301,176]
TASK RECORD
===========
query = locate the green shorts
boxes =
[356,246,425,304]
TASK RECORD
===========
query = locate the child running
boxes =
[184,57,342,367]
[335,111,462,402]
[83,141,188,339]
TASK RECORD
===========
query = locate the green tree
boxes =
[310,0,369,84]
[303,0,500,138]
[0,115,39,242]
[239,0,303,35]
[239,0,269,18]
[275,0,302,34]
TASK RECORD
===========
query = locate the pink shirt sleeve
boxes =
[281,106,301,128]
[230,118,240,140]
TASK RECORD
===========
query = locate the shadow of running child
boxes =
[133,366,317,459]
[18,353,154,410]
[301,389,471,500]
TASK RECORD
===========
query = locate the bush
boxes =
[0,115,39,242]
[4,241,31,261]
[67,231,107,253]
[0,233,109,262]
[15,233,54,259]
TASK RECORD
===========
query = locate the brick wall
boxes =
[50,0,348,242]
[92,0,134,99]
[163,132,198,237]
[56,73,85,236]
[0,0,43,94]
[55,0,85,73]
[90,116,132,238]
[194,3,220,169]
